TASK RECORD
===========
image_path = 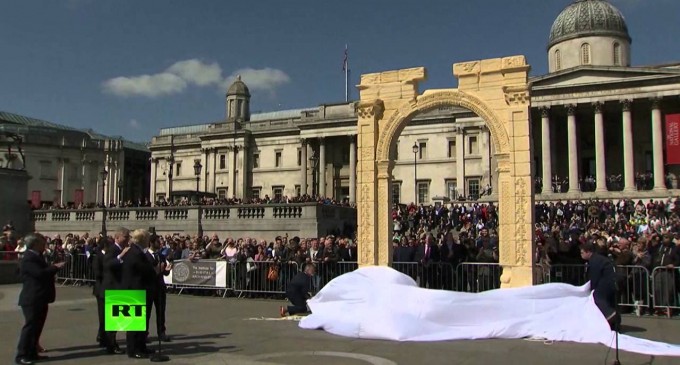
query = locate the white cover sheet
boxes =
[299,266,680,357]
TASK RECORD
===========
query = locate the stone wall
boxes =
[32,203,356,239]
[0,168,30,234]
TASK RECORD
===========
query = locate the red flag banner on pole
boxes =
[31,191,41,209]
[665,114,680,165]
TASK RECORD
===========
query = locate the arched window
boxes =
[613,42,621,66]
[555,49,561,71]
[581,43,591,65]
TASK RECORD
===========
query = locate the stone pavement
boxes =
[1,284,679,365]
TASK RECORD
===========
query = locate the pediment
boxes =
[530,66,680,89]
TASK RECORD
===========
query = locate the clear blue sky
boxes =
[1,0,678,142]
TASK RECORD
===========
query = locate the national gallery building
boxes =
[149,0,680,205]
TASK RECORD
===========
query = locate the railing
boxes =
[651,267,680,317]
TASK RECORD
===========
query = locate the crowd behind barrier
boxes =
[3,197,680,316]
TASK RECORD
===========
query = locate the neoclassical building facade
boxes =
[149,0,680,205]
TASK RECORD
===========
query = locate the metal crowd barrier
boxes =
[543,264,588,286]
[231,261,299,297]
[392,262,457,290]
[651,267,680,317]
[455,262,502,292]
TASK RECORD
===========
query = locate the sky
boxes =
[1,0,678,143]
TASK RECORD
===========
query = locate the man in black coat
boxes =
[121,229,157,359]
[91,237,108,348]
[101,227,131,355]
[581,242,621,331]
[145,235,172,343]
[280,263,315,317]
[15,233,65,365]
[414,233,441,289]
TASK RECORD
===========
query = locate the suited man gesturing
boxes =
[121,229,157,359]
[15,233,65,365]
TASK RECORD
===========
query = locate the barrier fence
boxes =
[2,252,678,317]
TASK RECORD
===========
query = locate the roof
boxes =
[226,75,251,97]
[549,0,631,49]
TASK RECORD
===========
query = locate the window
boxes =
[295,185,301,197]
[467,178,480,199]
[394,142,399,160]
[228,100,234,118]
[446,180,458,201]
[417,181,429,204]
[418,142,427,160]
[251,187,261,200]
[555,49,561,71]
[217,188,228,199]
[272,186,284,200]
[275,151,282,167]
[448,140,456,158]
[219,154,226,170]
[468,136,478,155]
[297,149,302,166]
[613,42,621,66]
[176,162,182,176]
[253,152,260,168]
[581,43,591,65]
[69,163,80,181]
[236,100,243,117]
[391,182,401,204]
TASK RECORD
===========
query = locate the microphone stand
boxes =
[150,252,169,362]
[612,279,621,365]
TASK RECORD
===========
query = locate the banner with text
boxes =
[666,114,680,165]
[165,260,227,288]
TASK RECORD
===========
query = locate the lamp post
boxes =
[117,179,123,205]
[100,169,108,235]
[412,142,419,205]
[309,152,319,197]
[193,159,202,202]
[167,155,174,203]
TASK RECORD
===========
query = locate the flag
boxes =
[342,45,348,71]
[666,114,680,165]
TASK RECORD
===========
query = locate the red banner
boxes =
[74,189,84,207]
[666,114,680,165]
[31,191,41,209]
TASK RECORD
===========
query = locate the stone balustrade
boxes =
[31,204,357,239]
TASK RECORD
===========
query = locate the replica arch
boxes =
[355,56,536,288]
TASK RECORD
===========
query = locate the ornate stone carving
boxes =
[500,181,512,264]
[621,99,632,112]
[651,97,661,110]
[592,101,603,113]
[357,99,385,120]
[540,106,550,118]
[514,177,528,266]
[375,90,511,164]
[502,56,526,69]
[566,104,577,116]
[359,183,372,265]
[460,61,478,74]
[503,85,529,106]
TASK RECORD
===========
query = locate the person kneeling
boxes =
[280,263,315,317]
[580,242,621,331]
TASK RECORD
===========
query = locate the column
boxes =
[480,126,490,189]
[540,107,552,194]
[150,158,157,201]
[300,138,307,196]
[455,128,465,197]
[349,135,357,203]
[622,99,635,192]
[651,98,666,190]
[319,137,326,197]
[203,149,210,192]
[59,158,67,205]
[230,147,237,198]
[593,102,607,192]
[566,104,579,193]
[239,145,249,198]
[211,149,217,194]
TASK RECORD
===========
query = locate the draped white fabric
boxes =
[299,266,680,357]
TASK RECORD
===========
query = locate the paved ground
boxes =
[1,284,679,365]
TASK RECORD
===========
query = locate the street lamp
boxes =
[100,169,109,235]
[412,142,419,205]
[193,159,202,195]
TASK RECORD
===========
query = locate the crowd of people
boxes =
[35,194,352,210]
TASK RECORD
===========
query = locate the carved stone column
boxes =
[455,127,465,197]
[593,102,607,192]
[651,98,666,191]
[621,100,635,192]
[566,104,579,193]
[540,107,552,195]
[318,137,326,197]
[300,138,308,196]
[349,135,357,204]
[150,157,157,200]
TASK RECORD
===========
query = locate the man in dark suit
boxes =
[91,237,108,348]
[414,233,441,289]
[279,263,315,317]
[145,235,172,343]
[101,227,130,355]
[581,241,620,330]
[15,233,65,365]
[121,229,157,359]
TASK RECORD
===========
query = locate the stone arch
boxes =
[355,56,536,288]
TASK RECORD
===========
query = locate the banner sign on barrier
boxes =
[165,260,227,288]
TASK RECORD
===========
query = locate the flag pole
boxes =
[344,44,349,102]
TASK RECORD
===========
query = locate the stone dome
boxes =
[548,0,631,49]
[226,75,250,97]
